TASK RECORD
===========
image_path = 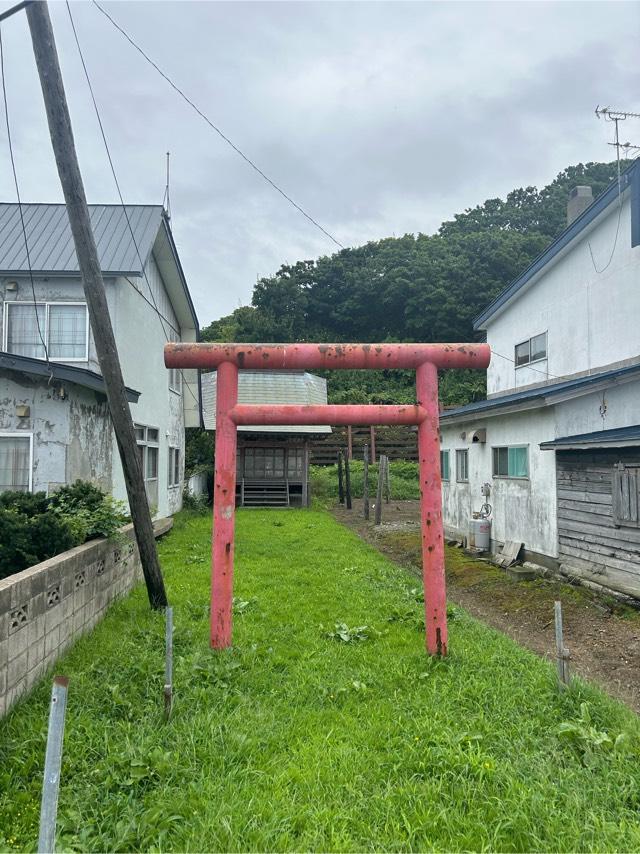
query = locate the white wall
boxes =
[440,407,558,556]
[108,261,185,519]
[485,195,640,395]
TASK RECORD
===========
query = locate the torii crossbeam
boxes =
[165,342,491,655]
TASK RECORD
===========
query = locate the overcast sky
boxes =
[0,0,639,326]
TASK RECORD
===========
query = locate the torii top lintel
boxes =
[164,342,491,372]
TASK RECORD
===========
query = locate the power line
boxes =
[0,23,50,370]
[91,0,345,251]
[66,1,199,410]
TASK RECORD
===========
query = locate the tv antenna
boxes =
[162,150,171,220]
[595,107,640,176]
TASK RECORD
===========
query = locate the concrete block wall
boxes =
[0,519,172,719]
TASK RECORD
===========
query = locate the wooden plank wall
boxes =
[556,448,640,598]
[309,425,418,465]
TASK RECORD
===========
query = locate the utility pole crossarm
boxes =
[26,1,167,609]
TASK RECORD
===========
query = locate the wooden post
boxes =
[554,601,571,688]
[26,1,167,609]
[344,449,352,510]
[38,676,69,854]
[370,426,376,463]
[382,454,390,503]
[375,455,384,525]
[363,443,370,520]
[337,450,344,504]
[347,425,353,460]
[302,443,310,507]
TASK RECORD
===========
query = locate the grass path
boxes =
[1,509,640,852]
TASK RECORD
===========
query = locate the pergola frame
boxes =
[165,342,491,655]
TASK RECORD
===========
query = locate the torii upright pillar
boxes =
[165,342,491,655]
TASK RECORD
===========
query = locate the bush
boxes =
[50,481,128,540]
[0,480,129,580]
[0,508,84,581]
[0,490,48,517]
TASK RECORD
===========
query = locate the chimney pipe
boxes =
[567,186,593,225]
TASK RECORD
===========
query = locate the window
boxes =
[168,368,182,395]
[440,449,450,481]
[287,448,305,479]
[613,465,640,528]
[0,434,32,493]
[514,332,547,367]
[244,447,285,478]
[492,446,528,478]
[4,302,88,361]
[168,447,181,488]
[135,424,160,505]
[456,449,469,482]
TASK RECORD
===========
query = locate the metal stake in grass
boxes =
[363,443,370,520]
[38,676,69,854]
[554,601,570,688]
[164,606,174,719]
[337,450,345,505]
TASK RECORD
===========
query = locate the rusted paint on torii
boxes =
[165,342,491,656]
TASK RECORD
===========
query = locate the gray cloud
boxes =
[0,0,638,326]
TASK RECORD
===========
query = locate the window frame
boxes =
[440,449,450,482]
[455,449,469,483]
[3,300,90,363]
[168,446,181,488]
[0,432,33,493]
[168,368,182,396]
[134,424,160,487]
[514,331,547,369]
[492,445,529,479]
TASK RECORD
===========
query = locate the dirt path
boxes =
[332,499,640,714]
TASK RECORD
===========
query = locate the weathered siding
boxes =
[557,448,640,597]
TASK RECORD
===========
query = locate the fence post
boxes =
[38,676,69,854]
[363,444,370,520]
[164,606,173,719]
[370,426,376,463]
[383,454,391,503]
[345,449,352,510]
[337,450,344,505]
[347,425,353,460]
[375,455,384,525]
[554,601,571,688]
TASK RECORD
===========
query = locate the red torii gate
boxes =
[164,342,491,656]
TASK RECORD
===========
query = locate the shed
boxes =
[201,370,330,507]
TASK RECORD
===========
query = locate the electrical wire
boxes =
[0,23,51,371]
[66,1,199,410]
[90,0,345,251]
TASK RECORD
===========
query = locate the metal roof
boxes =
[0,204,163,274]
[473,159,640,330]
[0,351,140,402]
[440,361,640,424]
[540,425,640,451]
[202,370,331,434]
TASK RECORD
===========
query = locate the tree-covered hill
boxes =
[201,161,618,405]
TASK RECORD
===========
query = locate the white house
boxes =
[440,160,640,598]
[0,203,200,518]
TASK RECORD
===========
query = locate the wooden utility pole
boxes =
[26,1,167,608]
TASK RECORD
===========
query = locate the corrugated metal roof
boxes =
[0,204,163,274]
[440,362,640,423]
[540,425,640,450]
[202,370,331,433]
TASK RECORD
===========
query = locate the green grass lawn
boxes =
[1,510,640,852]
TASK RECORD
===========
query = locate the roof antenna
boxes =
[163,151,171,220]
